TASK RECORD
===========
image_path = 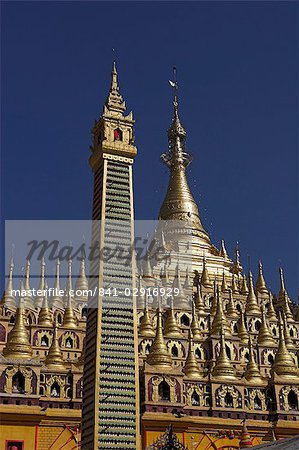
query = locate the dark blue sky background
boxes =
[1,1,298,299]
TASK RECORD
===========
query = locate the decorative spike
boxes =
[64,258,73,304]
[267,293,277,322]
[231,274,239,294]
[139,298,155,338]
[45,322,65,370]
[38,282,53,327]
[211,286,231,337]
[3,287,32,360]
[221,270,229,293]
[238,310,249,345]
[257,305,275,347]
[201,258,212,289]
[219,239,228,259]
[282,312,295,349]
[245,272,261,316]
[23,259,34,308]
[194,284,205,313]
[147,306,172,369]
[282,291,294,323]
[183,266,192,291]
[104,61,126,113]
[278,267,287,304]
[240,273,249,295]
[142,251,154,279]
[272,312,297,377]
[191,301,201,340]
[255,261,268,295]
[75,257,89,298]
[244,336,263,384]
[232,243,243,274]
[1,257,16,309]
[227,289,238,318]
[62,290,77,329]
[212,327,236,380]
[183,330,201,379]
[51,258,64,308]
[164,298,182,338]
[172,264,188,307]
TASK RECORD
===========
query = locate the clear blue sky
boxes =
[1,1,298,299]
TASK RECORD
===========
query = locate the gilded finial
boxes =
[172,264,188,308]
[51,258,64,308]
[221,270,229,293]
[272,312,297,378]
[183,330,201,379]
[282,291,294,323]
[139,297,155,338]
[231,273,239,294]
[257,305,275,347]
[142,250,154,280]
[267,293,277,322]
[244,336,263,384]
[219,239,228,259]
[232,242,243,274]
[194,284,205,313]
[3,287,33,360]
[38,282,53,327]
[211,286,231,337]
[201,258,212,289]
[1,257,16,309]
[75,255,89,299]
[212,327,236,380]
[282,311,295,349]
[238,309,249,345]
[147,306,172,369]
[62,289,77,329]
[164,297,182,338]
[245,272,261,316]
[104,61,126,113]
[45,321,65,370]
[255,261,268,295]
[240,273,249,295]
[191,301,201,340]
[227,289,238,318]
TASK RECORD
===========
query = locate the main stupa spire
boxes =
[159,68,210,244]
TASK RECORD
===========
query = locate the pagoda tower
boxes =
[81,63,140,449]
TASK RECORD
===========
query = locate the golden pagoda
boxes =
[183,330,201,379]
[212,328,236,380]
[44,324,65,370]
[272,313,298,378]
[147,305,172,369]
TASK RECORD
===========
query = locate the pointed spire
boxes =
[219,239,228,259]
[164,298,182,338]
[232,243,243,274]
[183,266,192,291]
[257,305,275,347]
[245,272,261,316]
[183,330,201,379]
[239,420,253,448]
[227,289,238,318]
[240,273,249,295]
[1,257,16,308]
[267,293,277,322]
[212,328,236,380]
[147,305,172,369]
[64,258,73,303]
[221,271,229,293]
[51,258,63,308]
[160,264,170,287]
[191,301,201,340]
[273,312,297,378]
[282,311,295,349]
[75,256,89,299]
[35,257,46,307]
[255,261,268,295]
[278,267,288,304]
[210,282,218,316]
[45,322,65,370]
[159,69,210,242]
[244,336,263,384]
[194,284,205,314]
[23,259,34,308]
[238,310,249,345]
[104,61,126,114]
[201,258,212,289]
[38,282,53,327]
[231,274,239,294]
[139,298,155,338]
[282,291,294,322]
[142,250,154,280]
[3,288,32,359]
[62,290,77,329]
[172,264,188,307]
[211,286,231,337]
